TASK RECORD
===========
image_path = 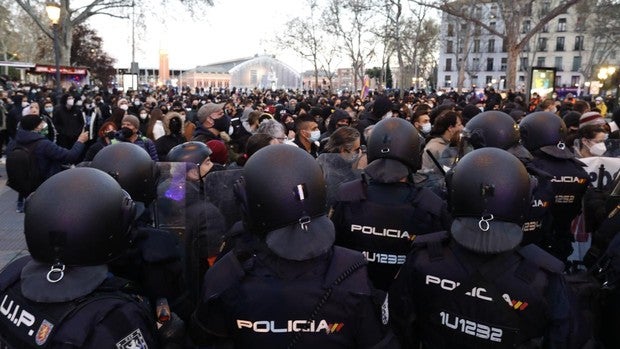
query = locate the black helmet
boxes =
[449,148,531,253]
[237,144,333,261]
[91,142,160,203]
[166,141,212,166]
[519,111,567,152]
[25,168,135,266]
[240,144,326,233]
[462,111,519,150]
[367,117,422,171]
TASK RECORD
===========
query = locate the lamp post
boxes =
[45,2,61,105]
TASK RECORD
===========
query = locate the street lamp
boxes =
[46,2,61,105]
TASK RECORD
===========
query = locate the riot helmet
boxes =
[462,111,520,150]
[25,167,135,266]
[236,144,333,261]
[366,117,422,183]
[449,148,531,253]
[519,111,571,158]
[167,141,213,166]
[91,142,160,203]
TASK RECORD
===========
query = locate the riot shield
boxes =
[316,153,363,209]
[155,162,227,306]
[203,168,244,230]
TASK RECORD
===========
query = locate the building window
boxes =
[444,75,452,87]
[500,58,507,71]
[555,75,562,87]
[537,57,546,67]
[537,38,548,51]
[486,75,493,84]
[519,75,525,82]
[489,22,496,31]
[474,25,481,35]
[557,18,567,32]
[446,40,454,53]
[555,57,563,71]
[522,20,531,33]
[542,23,549,33]
[556,37,565,51]
[473,40,480,53]
[488,39,495,53]
[572,56,581,71]
[541,1,551,15]
[472,57,480,70]
[520,57,529,71]
[571,76,580,87]
[446,58,453,71]
[502,40,508,52]
[575,17,584,31]
[486,58,494,71]
[574,36,584,51]
[447,24,454,36]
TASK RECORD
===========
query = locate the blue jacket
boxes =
[8,128,85,180]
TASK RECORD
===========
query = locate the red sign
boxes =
[34,64,87,75]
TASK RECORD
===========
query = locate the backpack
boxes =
[6,140,43,195]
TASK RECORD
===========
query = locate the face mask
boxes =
[308,130,321,142]
[66,99,74,108]
[139,113,148,120]
[44,107,53,114]
[119,104,129,111]
[285,121,295,131]
[421,123,432,134]
[134,100,141,106]
[75,100,83,107]
[120,127,134,139]
[21,102,29,108]
[589,142,607,156]
[105,130,116,139]
[343,151,361,164]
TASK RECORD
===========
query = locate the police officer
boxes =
[190,145,397,348]
[165,141,227,304]
[0,168,160,348]
[461,111,555,247]
[388,148,589,348]
[90,143,190,322]
[331,117,451,291]
[519,112,590,263]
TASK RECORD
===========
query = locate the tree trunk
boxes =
[506,46,520,91]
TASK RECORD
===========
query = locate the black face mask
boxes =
[105,131,116,139]
[213,116,230,133]
[120,127,134,139]
[285,122,295,131]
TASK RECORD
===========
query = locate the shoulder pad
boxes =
[0,256,31,291]
[412,187,445,216]
[517,244,564,274]
[204,251,246,299]
[335,179,367,202]
[411,231,449,247]
[324,247,370,295]
[572,158,587,167]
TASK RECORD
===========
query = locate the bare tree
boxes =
[14,0,213,66]
[274,0,326,92]
[578,0,620,83]
[415,0,584,90]
[323,0,377,91]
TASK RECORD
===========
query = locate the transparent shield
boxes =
[316,153,363,209]
[203,168,245,231]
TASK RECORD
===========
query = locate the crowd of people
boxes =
[1,81,620,348]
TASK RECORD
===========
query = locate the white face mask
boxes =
[139,113,147,120]
[66,99,74,107]
[421,123,432,134]
[589,142,607,156]
[119,104,129,111]
[21,101,29,108]
[309,130,321,142]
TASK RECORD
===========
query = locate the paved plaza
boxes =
[0,162,28,271]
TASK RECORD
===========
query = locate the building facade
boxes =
[437,1,619,94]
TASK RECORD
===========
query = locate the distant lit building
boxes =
[181,54,301,90]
